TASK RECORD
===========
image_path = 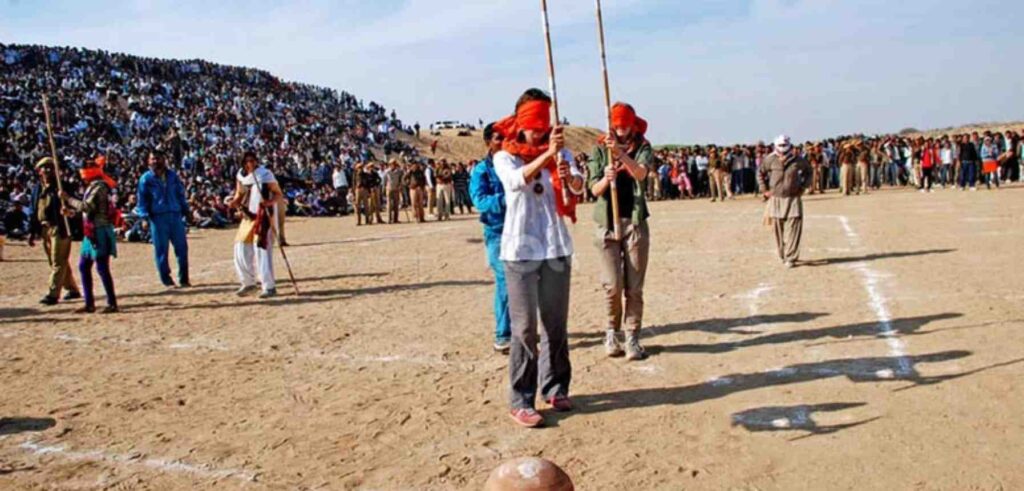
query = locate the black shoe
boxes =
[176,281,192,289]
[63,291,81,301]
[101,305,119,314]
[75,305,96,314]
[39,296,59,306]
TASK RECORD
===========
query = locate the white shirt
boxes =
[940,148,953,165]
[696,156,709,171]
[425,166,435,188]
[493,149,580,262]
[332,168,349,189]
[237,166,277,216]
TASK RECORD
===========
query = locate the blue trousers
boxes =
[150,214,189,285]
[960,161,978,189]
[485,232,511,343]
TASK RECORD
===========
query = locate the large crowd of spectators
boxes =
[3,44,1021,242]
[647,131,1021,201]
[0,43,421,240]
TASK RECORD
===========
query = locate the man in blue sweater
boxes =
[136,149,191,288]
[469,123,511,353]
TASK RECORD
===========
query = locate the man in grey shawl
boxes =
[758,135,813,268]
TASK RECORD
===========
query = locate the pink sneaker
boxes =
[509,408,544,428]
[547,396,574,412]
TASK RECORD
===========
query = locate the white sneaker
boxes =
[625,332,647,361]
[604,330,625,358]
[236,285,257,297]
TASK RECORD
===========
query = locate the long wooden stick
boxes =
[540,0,571,206]
[595,0,622,241]
[41,94,73,233]
[270,209,300,296]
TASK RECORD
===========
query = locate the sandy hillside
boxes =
[905,122,1024,138]
[399,126,604,163]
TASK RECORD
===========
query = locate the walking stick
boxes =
[594,0,622,241]
[270,214,300,296]
[41,94,73,233]
[540,0,571,207]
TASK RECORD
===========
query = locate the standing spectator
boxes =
[470,123,511,353]
[332,164,349,216]
[435,162,453,221]
[694,149,709,197]
[838,140,857,196]
[228,151,283,299]
[425,161,437,218]
[27,158,77,302]
[920,139,937,193]
[452,162,473,215]
[980,136,1000,190]
[383,160,404,224]
[959,134,980,190]
[759,135,812,269]
[939,140,955,188]
[404,162,427,223]
[136,149,190,288]
[708,146,729,202]
[730,146,748,196]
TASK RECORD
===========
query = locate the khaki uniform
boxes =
[856,151,870,195]
[33,184,79,300]
[708,154,731,201]
[404,168,427,223]
[758,152,812,264]
[839,146,860,195]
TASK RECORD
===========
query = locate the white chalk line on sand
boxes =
[838,216,913,376]
[19,440,257,483]
[2,326,488,372]
[734,282,774,318]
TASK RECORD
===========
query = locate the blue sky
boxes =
[3,0,1022,143]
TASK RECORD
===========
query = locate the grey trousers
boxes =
[772,217,803,263]
[595,220,650,332]
[504,257,573,410]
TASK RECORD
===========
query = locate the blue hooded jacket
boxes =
[137,169,189,218]
[469,155,505,238]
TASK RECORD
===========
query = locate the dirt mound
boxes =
[905,121,1024,138]
[399,126,604,163]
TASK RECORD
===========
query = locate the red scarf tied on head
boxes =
[80,155,117,189]
[599,102,649,146]
[494,99,577,222]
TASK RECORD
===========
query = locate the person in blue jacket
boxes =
[136,149,190,288]
[469,123,511,353]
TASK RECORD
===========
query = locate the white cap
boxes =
[773,134,792,149]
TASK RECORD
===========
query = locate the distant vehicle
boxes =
[433,120,462,130]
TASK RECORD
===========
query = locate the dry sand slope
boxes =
[1,186,1024,490]
[399,127,604,163]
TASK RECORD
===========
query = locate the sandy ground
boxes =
[1,185,1023,490]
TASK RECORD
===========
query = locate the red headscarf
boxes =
[80,155,117,189]
[599,102,648,145]
[494,99,576,222]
